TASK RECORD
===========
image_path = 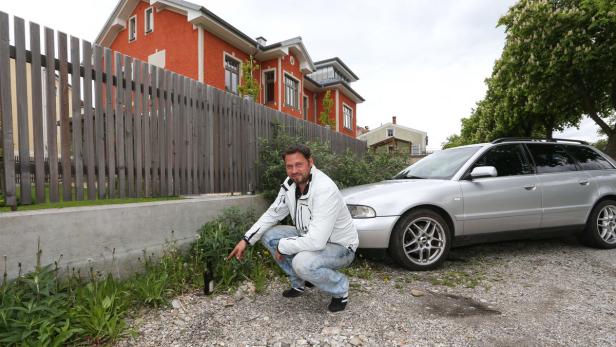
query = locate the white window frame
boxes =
[342,103,353,130]
[128,15,137,42]
[303,95,309,120]
[144,7,154,34]
[284,72,300,109]
[262,68,276,104]
[387,128,394,137]
[223,52,241,95]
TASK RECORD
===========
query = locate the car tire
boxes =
[579,200,616,249]
[389,209,452,271]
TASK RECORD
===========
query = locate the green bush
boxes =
[257,124,409,202]
[192,207,275,293]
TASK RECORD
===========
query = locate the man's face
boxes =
[284,152,313,185]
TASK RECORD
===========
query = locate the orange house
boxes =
[95,0,364,137]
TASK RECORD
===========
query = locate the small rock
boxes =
[233,291,244,302]
[411,289,425,297]
[322,327,341,335]
[349,336,363,346]
[224,299,235,307]
[280,342,291,347]
[295,339,308,346]
[171,299,183,310]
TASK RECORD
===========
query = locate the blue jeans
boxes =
[261,225,355,298]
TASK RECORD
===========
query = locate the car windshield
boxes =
[393,146,482,180]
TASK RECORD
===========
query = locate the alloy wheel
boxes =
[402,217,446,265]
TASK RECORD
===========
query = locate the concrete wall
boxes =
[0,195,268,280]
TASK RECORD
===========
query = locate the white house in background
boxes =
[358,116,428,156]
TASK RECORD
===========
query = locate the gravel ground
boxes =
[116,236,616,347]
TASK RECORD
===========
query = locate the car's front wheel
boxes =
[579,200,616,249]
[389,209,451,271]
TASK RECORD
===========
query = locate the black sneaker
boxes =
[282,287,305,298]
[328,296,348,312]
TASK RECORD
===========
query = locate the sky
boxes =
[0,0,602,149]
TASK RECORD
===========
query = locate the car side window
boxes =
[472,144,532,177]
[565,145,614,170]
[527,144,577,174]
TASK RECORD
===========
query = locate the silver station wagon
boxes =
[342,138,616,270]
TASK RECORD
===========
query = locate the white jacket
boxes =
[244,166,359,255]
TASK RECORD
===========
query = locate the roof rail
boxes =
[491,137,589,145]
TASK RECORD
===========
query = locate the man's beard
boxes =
[292,173,309,185]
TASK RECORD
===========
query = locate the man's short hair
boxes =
[282,144,312,161]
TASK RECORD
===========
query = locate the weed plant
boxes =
[192,207,277,293]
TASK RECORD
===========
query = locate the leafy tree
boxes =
[238,55,260,99]
[448,0,616,156]
[495,0,616,156]
[319,90,335,127]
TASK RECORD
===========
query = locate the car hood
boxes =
[341,179,458,216]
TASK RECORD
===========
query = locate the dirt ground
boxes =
[118,236,616,346]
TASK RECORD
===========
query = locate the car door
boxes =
[459,144,542,235]
[526,144,596,228]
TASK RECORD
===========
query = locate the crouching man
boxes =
[227,144,358,312]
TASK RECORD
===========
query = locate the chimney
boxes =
[392,116,397,125]
[256,36,267,46]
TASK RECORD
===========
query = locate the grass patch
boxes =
[0,196,182,212]
[0,184,182,212]
[428,270,484,288]
[341,256,377,280]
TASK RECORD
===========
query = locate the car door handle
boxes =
[523,185,536,191]
[579,181,590,186]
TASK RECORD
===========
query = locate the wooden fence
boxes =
[0,12,367,208]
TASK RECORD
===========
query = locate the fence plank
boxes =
[0,12,16,208]
[14,17,31,204]
[114,52,126,198]
[105,48,116,198]
[58,32,72,202]
[182,78,189,194]
[142,63,151,197]
[133,60,142,198]
[173,74,181,195]
[94,45,105,199]
[82,40,96,200]
[30,21,45,203]
[150,65,158,196]
[165,71,174,194]
[123,56,134,197]
[70,36,83,201]
[206,86,215,193]
[157,67,166,196]
[197,83,206,193]
[189,80,197,194]
[44,27,59,203]
[192,80,199,194]
[150,65,159,196]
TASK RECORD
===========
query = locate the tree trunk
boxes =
[604,134,616,159]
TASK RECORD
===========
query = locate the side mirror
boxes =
[470,166,497,179]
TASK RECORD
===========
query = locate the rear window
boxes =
[565,146,614,170]
[526,144,577,174]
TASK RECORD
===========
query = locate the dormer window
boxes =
[128,15,137,42]
[309,66,349,83]
[387,128,394,137]
[145,7,154,34]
